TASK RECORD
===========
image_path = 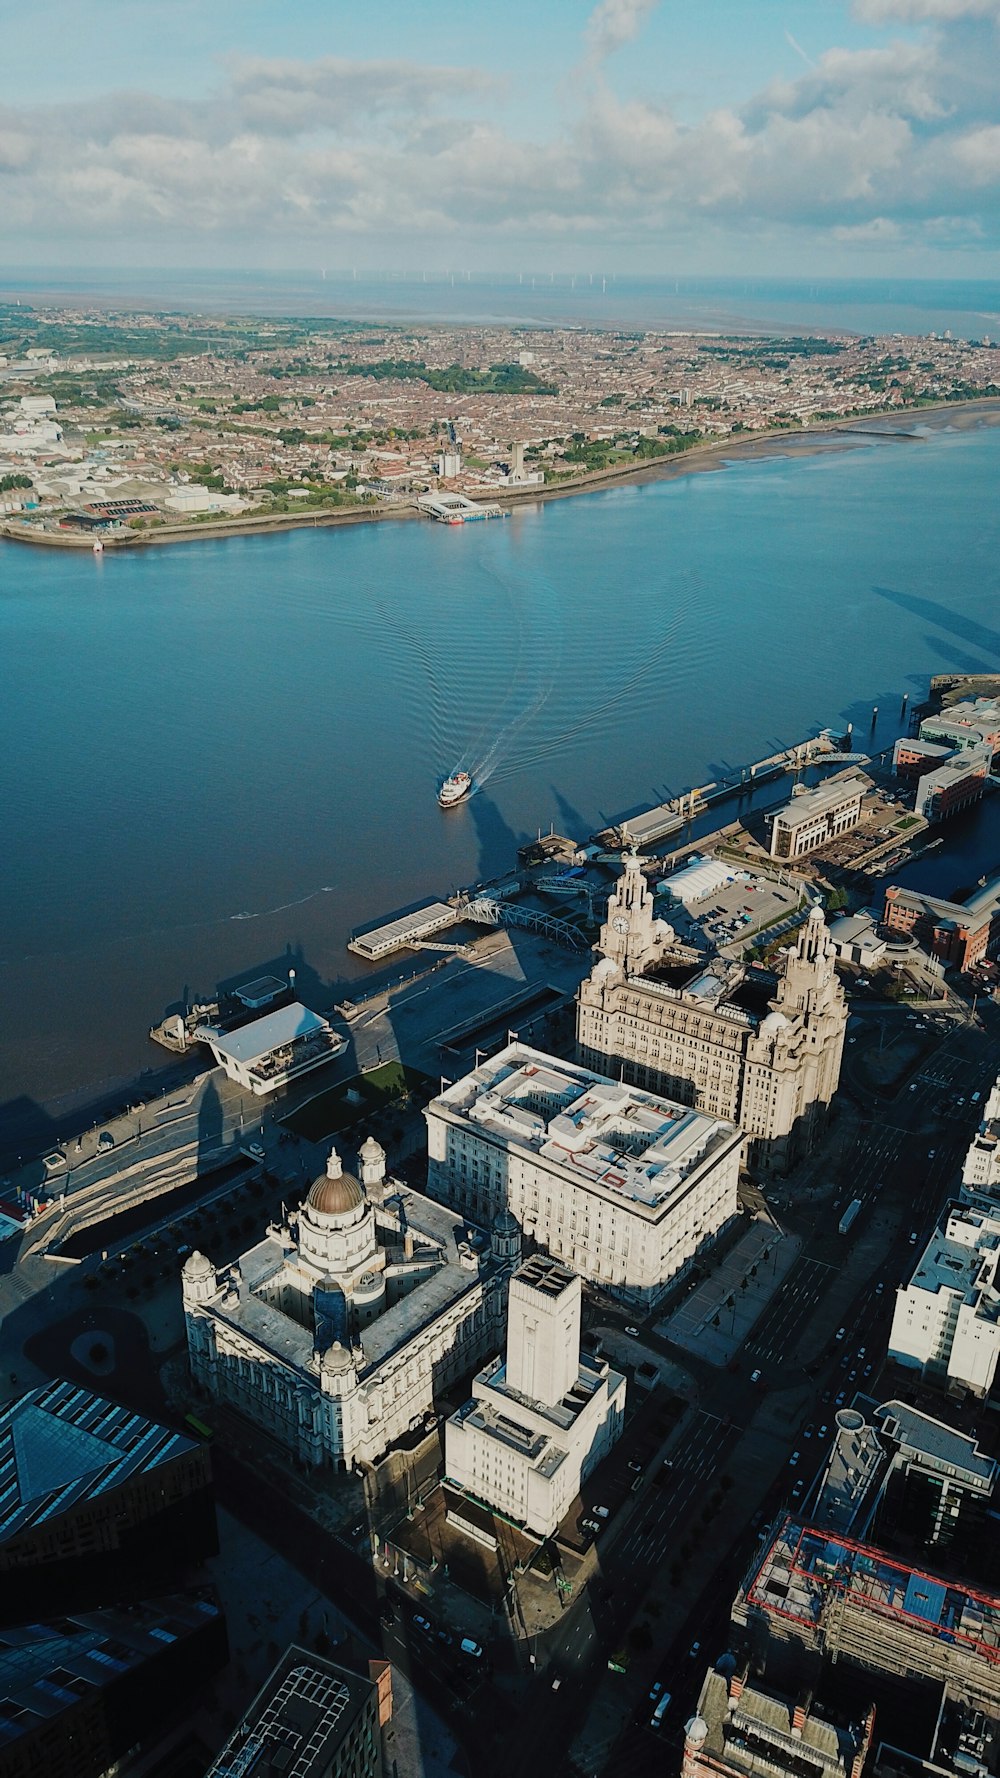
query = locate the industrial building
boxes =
[203,1645,383,1778]
[0,1381,216,1623]
[733,1515,1000,1713]
[767,777,868,861]
[184,1140,520,1469]
[444,1257,626,1538]
[888,1205,1000,1398]
[576,851,847,1171]
[882,875,1000,973]
[425,1043,743,1310]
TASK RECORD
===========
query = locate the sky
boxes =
[3,0,1000,276]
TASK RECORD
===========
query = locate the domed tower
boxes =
[298,1147,378,1283]
[491,1206,522,1268]
[181,1249,218,1307]
[359,1135,387,1194]
[682,1715,709,1778]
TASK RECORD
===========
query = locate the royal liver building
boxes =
[576,852,847,1171]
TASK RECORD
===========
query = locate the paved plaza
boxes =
[655,1221,799,1365]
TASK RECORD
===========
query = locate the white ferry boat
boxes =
[439,770,472,808]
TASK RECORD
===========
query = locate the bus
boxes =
[184,1413,215,1441]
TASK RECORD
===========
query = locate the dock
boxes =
[348,901,460,960]
[595,734,867,852]
[416,493,505,524]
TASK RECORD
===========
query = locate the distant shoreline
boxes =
[4,395,1000,553]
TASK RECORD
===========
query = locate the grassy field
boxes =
[283,1061,436,1143]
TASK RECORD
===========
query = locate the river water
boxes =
[2,420,1000,1124]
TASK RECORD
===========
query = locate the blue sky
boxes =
[3,0,1000,275]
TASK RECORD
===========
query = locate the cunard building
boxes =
[576,852,847,1171]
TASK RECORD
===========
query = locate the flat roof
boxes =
[908,1206,1000,1312]
[432,1043,738,1213]
[773,775,868,831]
[349,900,457,958]
[204,1646,373,1778]
[876,1400,998,1489]
[205,1002,328,1065]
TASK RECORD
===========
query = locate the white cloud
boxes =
[855,0,1000,19]
[4,7,1000,264]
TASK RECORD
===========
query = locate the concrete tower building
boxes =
[576,852,848,1170]
[444,1257,626,1537]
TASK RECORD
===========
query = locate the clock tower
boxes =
[596,848,663,973]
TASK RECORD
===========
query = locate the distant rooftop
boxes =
[434,1044,738,1213]
[204,1644,375,1778]
[0,1380,198,1547]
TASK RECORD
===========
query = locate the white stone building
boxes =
[425,1043,742,1309]
[576,852,848,1171]
[768,776,868,860]
[962,1073,1000,1204]
[888,1205,1000,1398]
[445,1255,626,1538]
[183,1140,520,1469]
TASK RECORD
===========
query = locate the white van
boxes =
[460,1638,483,1659]
[651,1693,672,1728]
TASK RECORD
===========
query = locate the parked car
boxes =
[414,1616,432,1635]
[460,1638,483,1659]
[789,1451,800,1466]
[751,1369,762,1384]
[594,1505,610,1519]
[625,1325,639,1337]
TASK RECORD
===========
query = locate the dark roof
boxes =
[204,1645,376,1778]
[0,1380,198,1546]
[0,1592,223,1751]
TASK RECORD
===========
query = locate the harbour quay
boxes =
[348,901,460,960]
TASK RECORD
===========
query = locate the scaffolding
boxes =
[736,1516,1000,1712]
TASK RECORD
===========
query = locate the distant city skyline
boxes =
[4,0,1000,279]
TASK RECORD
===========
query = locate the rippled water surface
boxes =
[3,422,1000,1114]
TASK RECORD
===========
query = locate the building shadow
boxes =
[872,584,1000,662]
